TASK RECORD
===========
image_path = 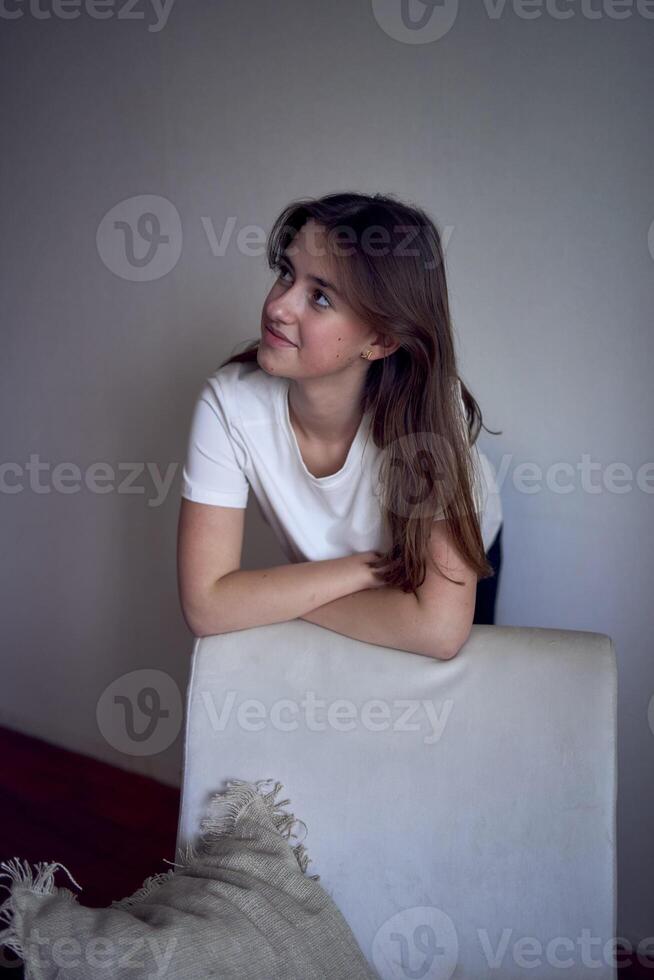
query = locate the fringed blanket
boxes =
[0,778,378,979]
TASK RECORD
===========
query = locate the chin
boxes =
[255,343,278,374]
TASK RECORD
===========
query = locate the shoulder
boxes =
[205,359,266,406]
[203,359,282,425]
[206,359,259,395]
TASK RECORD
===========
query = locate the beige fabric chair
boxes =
[176,623,617,980]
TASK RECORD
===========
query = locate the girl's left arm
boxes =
[300,521,476,660]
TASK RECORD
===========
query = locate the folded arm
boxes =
[179,501,476,659]
[300,586,453,659]
[301,520,476,661]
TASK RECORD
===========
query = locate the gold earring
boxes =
[361,350,374,360]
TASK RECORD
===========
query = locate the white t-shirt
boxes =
[180,361,503,563]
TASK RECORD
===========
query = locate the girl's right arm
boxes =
[177,498,383,638]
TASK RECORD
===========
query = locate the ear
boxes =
[370,333,401,360]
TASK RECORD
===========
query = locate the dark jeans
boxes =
[473,524,503,625]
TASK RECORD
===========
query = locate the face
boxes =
[258,220,386,379]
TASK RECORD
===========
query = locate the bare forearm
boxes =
[300,587,451,660]
[192,556,367,636]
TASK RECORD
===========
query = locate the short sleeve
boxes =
[469,444,488,517]
[180,378,249,508]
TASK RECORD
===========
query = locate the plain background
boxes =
[1,0,652,951]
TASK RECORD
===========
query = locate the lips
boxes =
[265,323,296,345]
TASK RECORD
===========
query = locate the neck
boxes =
[286,374,367,444]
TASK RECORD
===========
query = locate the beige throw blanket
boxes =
[0,778,378,979]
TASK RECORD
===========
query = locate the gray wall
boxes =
[1,0,652,951]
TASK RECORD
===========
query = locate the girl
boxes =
[177,192,502,659]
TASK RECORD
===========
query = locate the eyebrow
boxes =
[279,252,342,298]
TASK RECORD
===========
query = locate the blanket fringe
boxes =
[109,868,177,911]
[0,778,320,948]
[195,777,320,881]
[0,858,82,958]
[112,778,319,912]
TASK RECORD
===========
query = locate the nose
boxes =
[266,303,294,325]
[266,280,303,323]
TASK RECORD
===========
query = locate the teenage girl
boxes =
[177,192,503,659]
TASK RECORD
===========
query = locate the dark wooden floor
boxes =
[0,724,181,974]
[1,724,651,977]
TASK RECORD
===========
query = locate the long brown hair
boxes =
[218,192,500,595]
